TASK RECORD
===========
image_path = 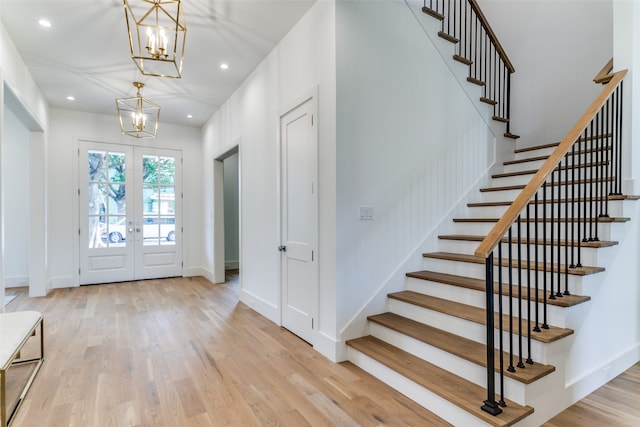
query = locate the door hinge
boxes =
[78,189,80,196]
[181,262,183,267]
[181,226,184,233]
[79,268,81,275]
[311,250,314,262]
[78,228,81,236]
[77,148,80,156]
[311,114,314,126]
[312,318,314,329]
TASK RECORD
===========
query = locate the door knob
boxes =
[278,245,287,252]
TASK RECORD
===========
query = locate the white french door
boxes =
[79,141,182,284]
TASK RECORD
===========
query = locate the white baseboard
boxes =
[313,331,341,362]
[225,260,239,270]
[566,343,640,402]
[52,275,78,289]
[183,266,208,278]
[4,276,28,288]
[239,288,279,325]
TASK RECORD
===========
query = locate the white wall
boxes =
[1,21,49,297]
[2,106,29,287]
[335,0,494,348]
[478,0,613,148]
[201,0,337,358]
[223,153,239,270]
[47,108,203,287]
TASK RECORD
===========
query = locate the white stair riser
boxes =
[492,168,613,187]
[387,298,552,363]
[465,200,626,219]
[347,347,493,427]
[451,221,616,240]
[406,276,578,328]
[513,145,612,161]
[513,147,556,160]
[422,257,594,291]
[369,323,528,405]
[507,150,611,171]
[438,239,603,266]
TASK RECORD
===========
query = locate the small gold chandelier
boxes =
[115,82,160,138]
[123,0,186,78]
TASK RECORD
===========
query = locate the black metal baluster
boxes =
[542,185,549,329]
[508,227,515,373]
[549,172,556,300]
[482,252,503,416]
[617,83,624,195]
[526,205,533,364]
[589,120,595,241]
[534,193,541,333]
[497,243,506,407]
[577,134,583,268]
[517,216,524,369]
[570,142,576,269]
[556,166,563,298]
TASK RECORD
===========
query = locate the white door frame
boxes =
[212,141,241,284]
[277,86,319,342]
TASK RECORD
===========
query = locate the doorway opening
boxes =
[2,83,46,300]
[213,144,240,284]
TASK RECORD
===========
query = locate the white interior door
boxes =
[280,96,317,344]
[79,142,182,284]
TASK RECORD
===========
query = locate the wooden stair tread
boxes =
[388,291,574,343]
[480,177,615,192]
[422,6,444,20]
[452,216,629,223]
[467,77,485,86]
[347,336,534,427]
[514,142,560,154]
[423,251,605,276]
[368,312,556,384]
[504,133,520,140]
[438,234,618,248]
[514,134,611,154]
[453,54,472,66]
[468,194,638,207]
[438,31,458,44]
[406,270,591,308]
[492,116,509,123]
[492,161,610,179]
[480,97,497,105]
[504,145,611,166]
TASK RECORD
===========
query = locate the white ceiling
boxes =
[0,0,315,128]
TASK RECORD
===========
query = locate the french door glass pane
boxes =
[142,155,176,246]
[88,150,127,248]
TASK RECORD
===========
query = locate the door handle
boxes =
[278,245,287,252]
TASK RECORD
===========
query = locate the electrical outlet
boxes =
[359,206,374,220]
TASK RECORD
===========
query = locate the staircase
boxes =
[345,2,636,426]
[347,138,637,426]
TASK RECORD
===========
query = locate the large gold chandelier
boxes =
[115,82,160,138]
[123,0,186,78]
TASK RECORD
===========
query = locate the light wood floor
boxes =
[4,274,640,426]
[543,362,640,427]
[4,274,450,427]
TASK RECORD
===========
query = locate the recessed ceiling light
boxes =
[66,96,75,101]
[186,114,193,118]
[38,19,52,28]
[220,63,229,70]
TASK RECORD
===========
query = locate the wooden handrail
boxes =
[474,68,627,258]
[593,58,614,84]
[468,0,515,73]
